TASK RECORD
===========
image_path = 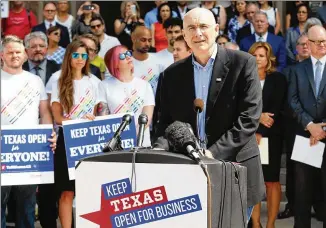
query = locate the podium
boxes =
[75,149,247,228]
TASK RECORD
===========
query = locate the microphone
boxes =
[193,98,204,147]
[137,113,148,147]
[165,121,202,163]
[103,114,132,152]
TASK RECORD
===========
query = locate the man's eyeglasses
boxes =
[297,42,308,47]
[309,39,326,46]
[45,10,56,13]
[91,24,102,29]
[88,48,97,53]
[119,51,132,60]
[72,52,88,60]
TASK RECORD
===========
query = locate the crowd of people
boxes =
[1,1,326,228]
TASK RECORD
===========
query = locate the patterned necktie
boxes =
[34,66,40,77]
[258,36,263,42]
[315,60,322,96]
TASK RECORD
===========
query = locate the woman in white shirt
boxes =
[98,45,155,147]
[258,0,281,35]
[51,40,100,228]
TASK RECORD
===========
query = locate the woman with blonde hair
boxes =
[51,40,100,228]
[248,42,287,228]
[114,1,144,49]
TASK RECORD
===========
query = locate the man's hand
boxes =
[307,123,326,141]
[260,113,274,128]
[256,133,262,145]
[310,136,319,146]
[48,132,57,152]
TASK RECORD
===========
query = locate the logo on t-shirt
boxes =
[66,88,96,119]
[113,89,144,114]
[1,82,40,124]
[140,68,159,93]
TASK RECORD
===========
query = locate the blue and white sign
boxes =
[1,125,54,186]
[62,113,137,180]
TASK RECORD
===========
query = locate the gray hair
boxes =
[224,42,240,51]
[304,17,322,33]
[0,35,24,52]
[246,2,259,10]
[296,32,308,45]
[24,31,48,49]
[254,11,268,20]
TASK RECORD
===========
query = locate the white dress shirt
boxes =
[255,32,268,42]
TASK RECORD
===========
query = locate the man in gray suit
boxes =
[288,25,326,228]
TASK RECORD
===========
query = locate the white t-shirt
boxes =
[1,70,48,126]
[98,77,155,147]
[51,75,101,119]
[98,34,121,58]
[45,70,101,94]
[55,14,74,41]
[133,53,164,96]
[156,48,174,71]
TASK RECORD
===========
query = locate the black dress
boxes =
[54,127,75,193]
[256,71,287,182]
[116,18,138,50]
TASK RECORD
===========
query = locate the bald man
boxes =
[288,25,326,228]
[131,25,164,96]
[154,7,265,223]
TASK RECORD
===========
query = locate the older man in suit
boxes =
[240,11,286,72]
[154,7,265,223]
[288,25,326,228]
[32,2,70,48]
[236,2,274,44]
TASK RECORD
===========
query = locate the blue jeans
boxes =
[247,206,254,223]
[1,185,37,228]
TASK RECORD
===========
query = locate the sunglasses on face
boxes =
[52,32,60,36]
[119,50,132,60]
[72,52,88,60]
[90,24,102,29]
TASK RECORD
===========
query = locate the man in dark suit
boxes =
[240,11,286,72]
[236,2,274,44]
[172,1,190,20]
[24,31,60,85]
[24,31,60,228]
[278,33,310,219]
[32,2,70,48]
[154,7,265,222]
[288,25,326,228]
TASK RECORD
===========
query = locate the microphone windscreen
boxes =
[122,114,132,124]
[138,113,148,124]
[165,121,196,153]
[194,99,204,113]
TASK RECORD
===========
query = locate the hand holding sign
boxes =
[48,131,57,152]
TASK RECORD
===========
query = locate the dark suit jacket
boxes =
[256,72,287,137]
[317,5,326,24]
[236,24,274,44]
[22,59,60,85]
[155,46,265,206]
[239,33,286,72]
[172,6,190,20]
[289,58,326,137]
[32,22,70,48]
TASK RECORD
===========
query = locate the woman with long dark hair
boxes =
[51,40,100,228]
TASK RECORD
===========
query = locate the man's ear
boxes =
[214,23,220,39]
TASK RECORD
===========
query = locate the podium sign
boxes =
[76,162,207,228]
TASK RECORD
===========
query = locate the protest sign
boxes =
[1,125,54,186]
[62,113,137,180]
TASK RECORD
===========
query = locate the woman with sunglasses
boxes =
[46,26,66,65]
[51,40,100,228]
[98,45,155,147]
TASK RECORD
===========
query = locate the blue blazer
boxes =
[32,22,70,48]
[239,33,286,72]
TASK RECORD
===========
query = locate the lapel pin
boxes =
[216,78,222,82]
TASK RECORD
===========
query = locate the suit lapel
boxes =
[304,59,317,98]
[206,46,230,120]
[317,64,326,96]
